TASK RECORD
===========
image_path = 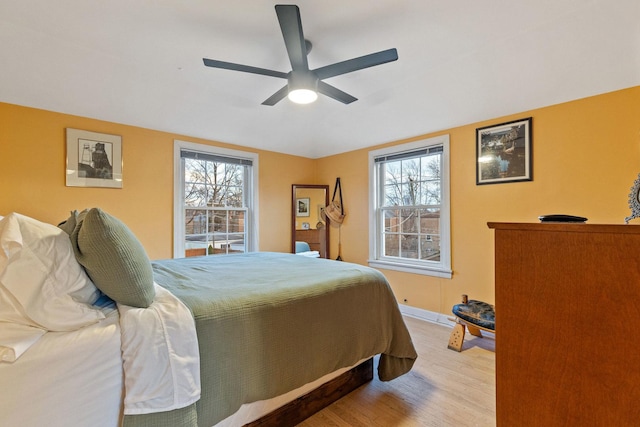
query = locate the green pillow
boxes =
[70,208,155,308]
[57,210,78,235]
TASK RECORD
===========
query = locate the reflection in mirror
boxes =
[292,184,330,259]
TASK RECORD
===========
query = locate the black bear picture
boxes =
[77,140,113,179]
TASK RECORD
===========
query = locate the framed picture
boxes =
[66,128,123,188]
[296,198,310,216]
[476,117,532,185]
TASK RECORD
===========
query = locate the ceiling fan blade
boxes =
[317,81,357,104]
[313,48,398,80]
[275,5,308,72]
[203,58,288,79]
[261,85,289,106]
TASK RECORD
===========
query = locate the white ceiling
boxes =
[1,1,639,158]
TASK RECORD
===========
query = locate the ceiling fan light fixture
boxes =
[288,88,317,104]
[287,72,318,104]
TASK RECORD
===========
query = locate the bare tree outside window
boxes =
[369,136,450,277]
[381,153,442,261]
[183,157,248,256]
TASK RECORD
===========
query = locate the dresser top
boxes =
[488,222,640,234]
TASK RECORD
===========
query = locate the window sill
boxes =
[367,259,452,279]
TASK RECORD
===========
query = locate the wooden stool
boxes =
[447,295,495,352]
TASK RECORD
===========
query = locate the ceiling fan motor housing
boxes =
[288,71,318,92]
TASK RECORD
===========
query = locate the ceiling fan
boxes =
[202,4,398,106]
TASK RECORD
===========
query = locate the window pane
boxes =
[185,234,208,256]
[420,208,440,234]
[207,164,244,207]
[384,233,400,257]
[226,184,244,208]
[211,232,228,252]
[384,161,401,185]
[210,211,227,233]
[421,181,441,205]
[230,211,245,232]
[384,209,400,233]
[399,209,419,234]
[185,209,207,234]
[209,163,225,206]
[185,183,209,207]
[184,159,206,183]
[401,158,420,183]
[400,182,418,206]
[384,183,401,207]
[421,154,440,180]
[228,233,245,253]
[383,162,402,207]
[420,235,440,261]
[400,235,419,259]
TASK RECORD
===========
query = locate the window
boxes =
[174,140,258,258]
[368,135,451,278]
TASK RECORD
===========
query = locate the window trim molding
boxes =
[367,134,452,278]
[173,140,259,258]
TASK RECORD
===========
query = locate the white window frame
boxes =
[368,135,452,278]
[173,140,259,258]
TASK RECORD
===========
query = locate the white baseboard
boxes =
[398,304,455,328]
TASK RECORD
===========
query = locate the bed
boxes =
[0,209,417,427]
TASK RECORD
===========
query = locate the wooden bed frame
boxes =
[246,358,373,426]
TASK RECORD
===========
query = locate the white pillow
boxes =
[0,213,105,331]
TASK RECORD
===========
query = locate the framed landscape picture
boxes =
[476,117,532,185]
[296,198,310,216]
[66,128,122,188]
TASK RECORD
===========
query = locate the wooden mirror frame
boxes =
[291,184,330,258]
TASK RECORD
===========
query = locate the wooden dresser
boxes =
[488,222,640,426]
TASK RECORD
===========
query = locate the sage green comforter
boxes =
[125,252,417,427]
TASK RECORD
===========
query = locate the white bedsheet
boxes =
[0,284,201,426]
[0,310,124,427]
[118,283,201,415]
[0,322,46,362]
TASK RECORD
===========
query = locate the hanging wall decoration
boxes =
[476,117,532,185]
[625,172,640,223]
[324,178,345,224]
[65,128,123,188]
[325,177,345,260]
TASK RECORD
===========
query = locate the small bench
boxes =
[447,295,495,352]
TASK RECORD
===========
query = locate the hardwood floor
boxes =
[298,316,496,427]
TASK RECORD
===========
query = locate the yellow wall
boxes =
[317,86,640,314]
[0,102,316,260]
[2,86,639,316]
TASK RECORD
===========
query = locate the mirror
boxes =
[291,184,330,258]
